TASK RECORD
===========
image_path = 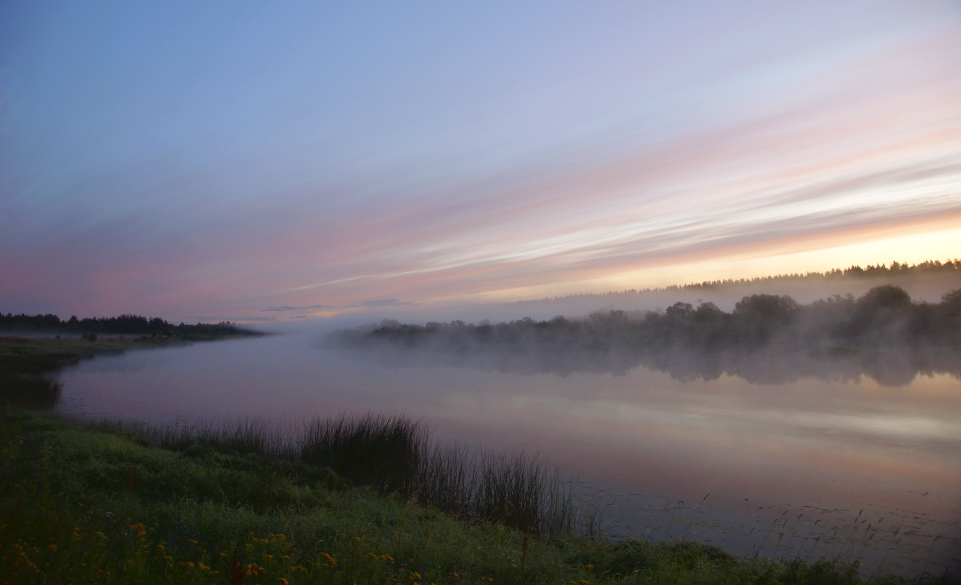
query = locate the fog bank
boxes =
[331,284,961,387]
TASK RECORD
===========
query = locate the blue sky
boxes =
[2,1,960,321]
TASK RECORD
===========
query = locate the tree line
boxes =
[0,313,256,338]
[339,285,961,352]
[673,258,960,293]
[527,258,960,303]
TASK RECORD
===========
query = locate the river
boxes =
[53,330,961,578]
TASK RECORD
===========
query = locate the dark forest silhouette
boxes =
[1,314,261,410]
[0,313,256,339]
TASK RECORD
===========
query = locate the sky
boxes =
[1,1,960,322]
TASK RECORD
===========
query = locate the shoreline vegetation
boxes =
[339,285,961,352]
[0,315,263,410]
[2,410,956,585]
[0,312,262,340]
[332,285,961,385]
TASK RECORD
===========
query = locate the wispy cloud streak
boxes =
[1,2,959,319]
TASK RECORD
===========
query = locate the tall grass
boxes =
[301,413,427,492]
[87,416,295,458]
[87,412,575,535]
[412,444,575,535]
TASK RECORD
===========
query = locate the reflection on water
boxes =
[0,372,63,409]
[347,342,961,387]
[53,333,961,578]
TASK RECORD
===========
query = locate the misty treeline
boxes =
[337,285,961,353]
[0,313,255,338]
[333,285,961,385]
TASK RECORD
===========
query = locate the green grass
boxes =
[0,334,237,373]
[1,409,953,585]
[0,335,139,410]
[91,413,575,535]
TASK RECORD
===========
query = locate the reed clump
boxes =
[299,414,576,535]
[300,413,426,493]
[412,444,575,535]
[91,412,575,535]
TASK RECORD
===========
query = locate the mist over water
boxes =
[356,270,961,324]
[51,326,961,578]
[341,343,961,388]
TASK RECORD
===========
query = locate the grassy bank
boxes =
[0,333,262,410]
[92,413,575,536]
[1,410,951,585]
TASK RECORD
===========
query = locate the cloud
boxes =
[359,299,411,308]
[262,304,333,312]
[2,3,959,322]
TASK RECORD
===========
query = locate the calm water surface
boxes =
[55,332,961,577]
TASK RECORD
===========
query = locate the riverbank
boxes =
[0,333,263,409]
[1,410,950,584]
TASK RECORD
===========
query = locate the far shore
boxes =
[0,328,266,411]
